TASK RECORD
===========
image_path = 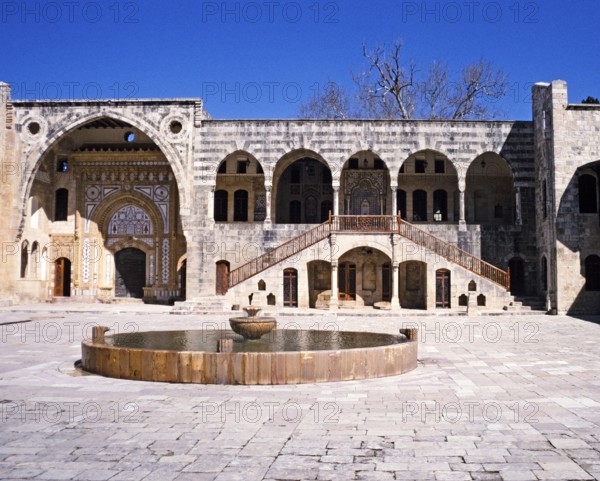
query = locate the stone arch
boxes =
[398,149,459,222]
[273,149,333,224]
[466,152,515,224]
[399,260,427,309]
[338,246,392,306]
[215,150,266,222]
[341,150,391,215]
[94,193,165,236]
[20,112,189,231]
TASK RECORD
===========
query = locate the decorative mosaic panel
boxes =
[133,185,170,233]
[108,205,154,235]
[162,238,169,284]
[82,239,91,284]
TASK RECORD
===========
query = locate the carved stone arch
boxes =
[94,192,165,236]
[19,112,189,231]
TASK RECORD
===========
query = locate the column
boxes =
[329,233,339,309]
[390,234,401,310]
[208,185,215,224]
[459,189,466,228]
[332,185,339,216]
[264,184,272,226]
[515,186,522,225]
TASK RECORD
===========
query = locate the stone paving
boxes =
[0,304,599,480]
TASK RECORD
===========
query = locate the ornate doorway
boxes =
[53,258,71,297]
[115,248,146,298]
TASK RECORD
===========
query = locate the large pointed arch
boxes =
[19,112,189,231]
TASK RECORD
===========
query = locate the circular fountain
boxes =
[81,313,418,385]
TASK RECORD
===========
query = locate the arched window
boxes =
[54,188,68,221]
[412,190,427,221]
[233,190,248,221]
[585,255,600,291]
[433,190,448,221]
[214,190,228,221]
[541,256,548,292]
[289,200,302,223]
[579,174,598,213]
[31,242,40,279]
[20,241,29,278]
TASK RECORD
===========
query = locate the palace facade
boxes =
[1,80,598,314]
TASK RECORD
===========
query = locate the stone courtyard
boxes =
[1,304,599,481]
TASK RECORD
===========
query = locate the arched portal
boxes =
[115,248,146,298]
[274,153,333,224]
[341,151,390,215]
[338,246,392,306]
[466,153,515,224]
[399,261,426,309]
[398,150,458,223]
[22,116,187,303]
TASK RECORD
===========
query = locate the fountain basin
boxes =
[229,317,277,340]
[81,329,418,385]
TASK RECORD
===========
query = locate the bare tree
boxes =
[354,41,417,119]
[298,81,351,119]
[297,40,509,120]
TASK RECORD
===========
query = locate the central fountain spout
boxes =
[229,307,277,340]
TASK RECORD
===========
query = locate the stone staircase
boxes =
[503,296,547,313]
[171,296,229,315]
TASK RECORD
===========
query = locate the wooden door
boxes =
[283,268,298,307]
[54,258,71,297]
[216,261,230,295]
[436,269,450,308]
[338,262,356,300]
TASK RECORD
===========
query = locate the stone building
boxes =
[0,79,598,314]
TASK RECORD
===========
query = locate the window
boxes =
[399,164,405,174]
[434,159,445,174]
[214,190,228,221]
[374,158,385,170]
[236,160,247,174]
[289,200,302,223]
[585,255,600,291]
[413,190,427,221]
[217,162,227,174]
[348,158,359,170]
[579,174,597,213]
[322,166,332,183]
[233,190,248,221]
[397,189,407,218]
[256,163,264,174]
[415,160,426,174]
[57,158,69,172]
[433,190,448,221]
[54,188,68,221]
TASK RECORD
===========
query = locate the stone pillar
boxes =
[459,189,466,230]
[185,232,211,299]
[264,184,272,226]
[515,186,522,225]
[390,234,401,310]
[392,185,399,216]
[332,185,339,216]
[329,233,339,309]
[329,261,339,309]
[207,185,215,224]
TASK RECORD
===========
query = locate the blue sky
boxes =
[2,0,599,120]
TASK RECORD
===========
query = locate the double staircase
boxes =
[228,215,510,291]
